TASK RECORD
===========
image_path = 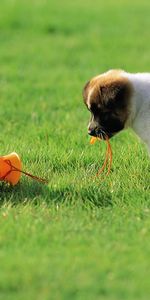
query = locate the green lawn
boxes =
[0,0,150,299]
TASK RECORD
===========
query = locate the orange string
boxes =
[91,136,112,177]
[105,138,112,176]
[96,138,110,176]
[1,159,48,184]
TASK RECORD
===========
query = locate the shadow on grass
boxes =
[0,179,112,208]
[45,184,112,208]
[0,180,45,206]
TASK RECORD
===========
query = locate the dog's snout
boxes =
[88,118,100,136]
[88,125,98,136]
[88,129,96,136]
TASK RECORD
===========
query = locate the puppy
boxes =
[83,70,150,153]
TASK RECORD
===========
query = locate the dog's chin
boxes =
[103,132,114,139]
[95,131,114,140]
[98,133,113,140]
[88,129,117,140]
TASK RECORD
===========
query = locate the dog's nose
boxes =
[88,128,97,136]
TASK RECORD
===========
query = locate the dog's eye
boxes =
[100,112,110,121]
[103,113,109,120]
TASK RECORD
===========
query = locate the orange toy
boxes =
[90,136,101,145]
[0,152,21,185]
[0,152,48,186]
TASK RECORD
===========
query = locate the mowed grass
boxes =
[0,0,150,299]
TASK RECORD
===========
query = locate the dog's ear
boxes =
[82,80,90,103]
[100,80,131,110]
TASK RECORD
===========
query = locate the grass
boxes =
[0,0,150,299]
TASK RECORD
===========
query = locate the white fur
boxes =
[122,71,150,154]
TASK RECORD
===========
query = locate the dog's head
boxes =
[83,70,133,139]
